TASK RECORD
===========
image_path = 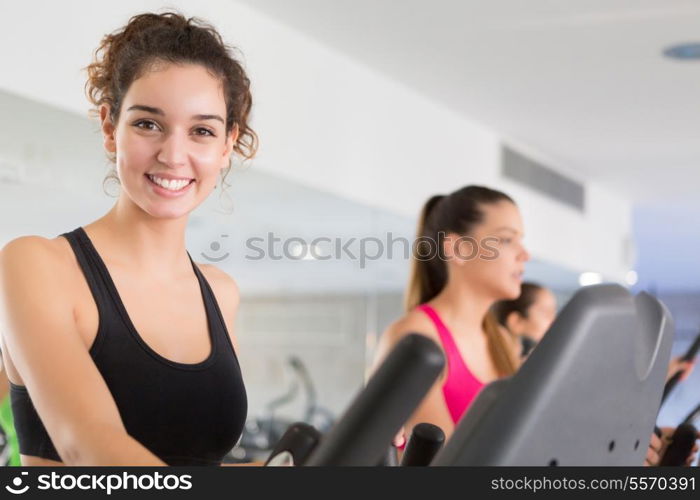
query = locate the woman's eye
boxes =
[194,127,215,137]
[134,120,159,131]
[501,238,513,244]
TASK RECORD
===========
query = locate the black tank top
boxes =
[9,227,248,465]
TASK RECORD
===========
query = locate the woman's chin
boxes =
[500,284,522,301]
[141,193,204,219]
[142,202,194,220]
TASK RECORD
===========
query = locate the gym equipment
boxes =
[230,356,334,463]
[432,284,674,466]
[678,402,700,466]
[265,422,321,466]
[662,331,700,403]
[306,334,445,466]
[682,403,700,426]
[269,285,691,467]
[378,423,446,466]
[400,423,445,466]
[659,423,698,466]
[654,332,700,465]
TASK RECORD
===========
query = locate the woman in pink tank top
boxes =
[375,185,529,443]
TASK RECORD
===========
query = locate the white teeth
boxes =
[148,175,191,191]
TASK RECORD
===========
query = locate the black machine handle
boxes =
[680,332,700,362]
[662,332,700,404]
[265,422,322,466]
[400,423,445,466]
[655,398,700,466]
[305,334,445,466]
[682,402,700,427]
[655,332,700,466]
[658,423,698,466]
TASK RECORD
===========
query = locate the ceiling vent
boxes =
[501,146,585,212]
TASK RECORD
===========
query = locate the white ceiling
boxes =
[237,0,700,203]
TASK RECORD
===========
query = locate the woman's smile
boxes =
[145,173,196,197]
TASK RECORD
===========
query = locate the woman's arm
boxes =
[373,317,455,443]
[0,237,166,466]
[0,362,9,402]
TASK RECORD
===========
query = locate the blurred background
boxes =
[1,1,699,459]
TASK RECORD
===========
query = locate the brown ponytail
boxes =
[483,310,519,376]
[404,194,446,312]
[405,185,519,376]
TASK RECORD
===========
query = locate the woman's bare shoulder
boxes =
[0,235,81,325]
[1,235,75,277]
[194,263,241,351]
[0,236,83,385]
[195,263,239,302]
[373,307,445,377]
[193,263,240,327]
[382,307,439,345]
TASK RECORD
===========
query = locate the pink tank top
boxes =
[417,304,485,423]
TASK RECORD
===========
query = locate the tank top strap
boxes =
[416,304,463,360]
[416,303,485,424]
[59,227,118,323]
[185,253,238,360]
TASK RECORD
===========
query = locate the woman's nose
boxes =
[156,132,188,167]
[519,244,531,262]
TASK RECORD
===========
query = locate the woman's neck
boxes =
[429,278,494,338]
[85,196,191,279]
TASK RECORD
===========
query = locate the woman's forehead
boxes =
[479,202,524,232]
[124,64,226,114]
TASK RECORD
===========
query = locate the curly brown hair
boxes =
[84,11,257,194]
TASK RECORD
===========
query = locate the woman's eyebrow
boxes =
[127,104,164,115]
[192,114,225,124]
[126,105,224,124]
[493,227,524,238]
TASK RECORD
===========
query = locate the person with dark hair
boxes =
[492,282,557,358]
[0,12,256,466]
[374,185,527,442]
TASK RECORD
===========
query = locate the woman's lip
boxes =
[145,173,195,181]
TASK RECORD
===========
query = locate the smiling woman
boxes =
[103,63,238,218]
[0,12,257,466]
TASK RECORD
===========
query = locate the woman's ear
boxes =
[506,311,523,335]
[221,124,239,170]
[442,233,455,261]
[100,104,116,154]
[442,232,478,265]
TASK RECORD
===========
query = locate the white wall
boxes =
[0,0,633,281]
